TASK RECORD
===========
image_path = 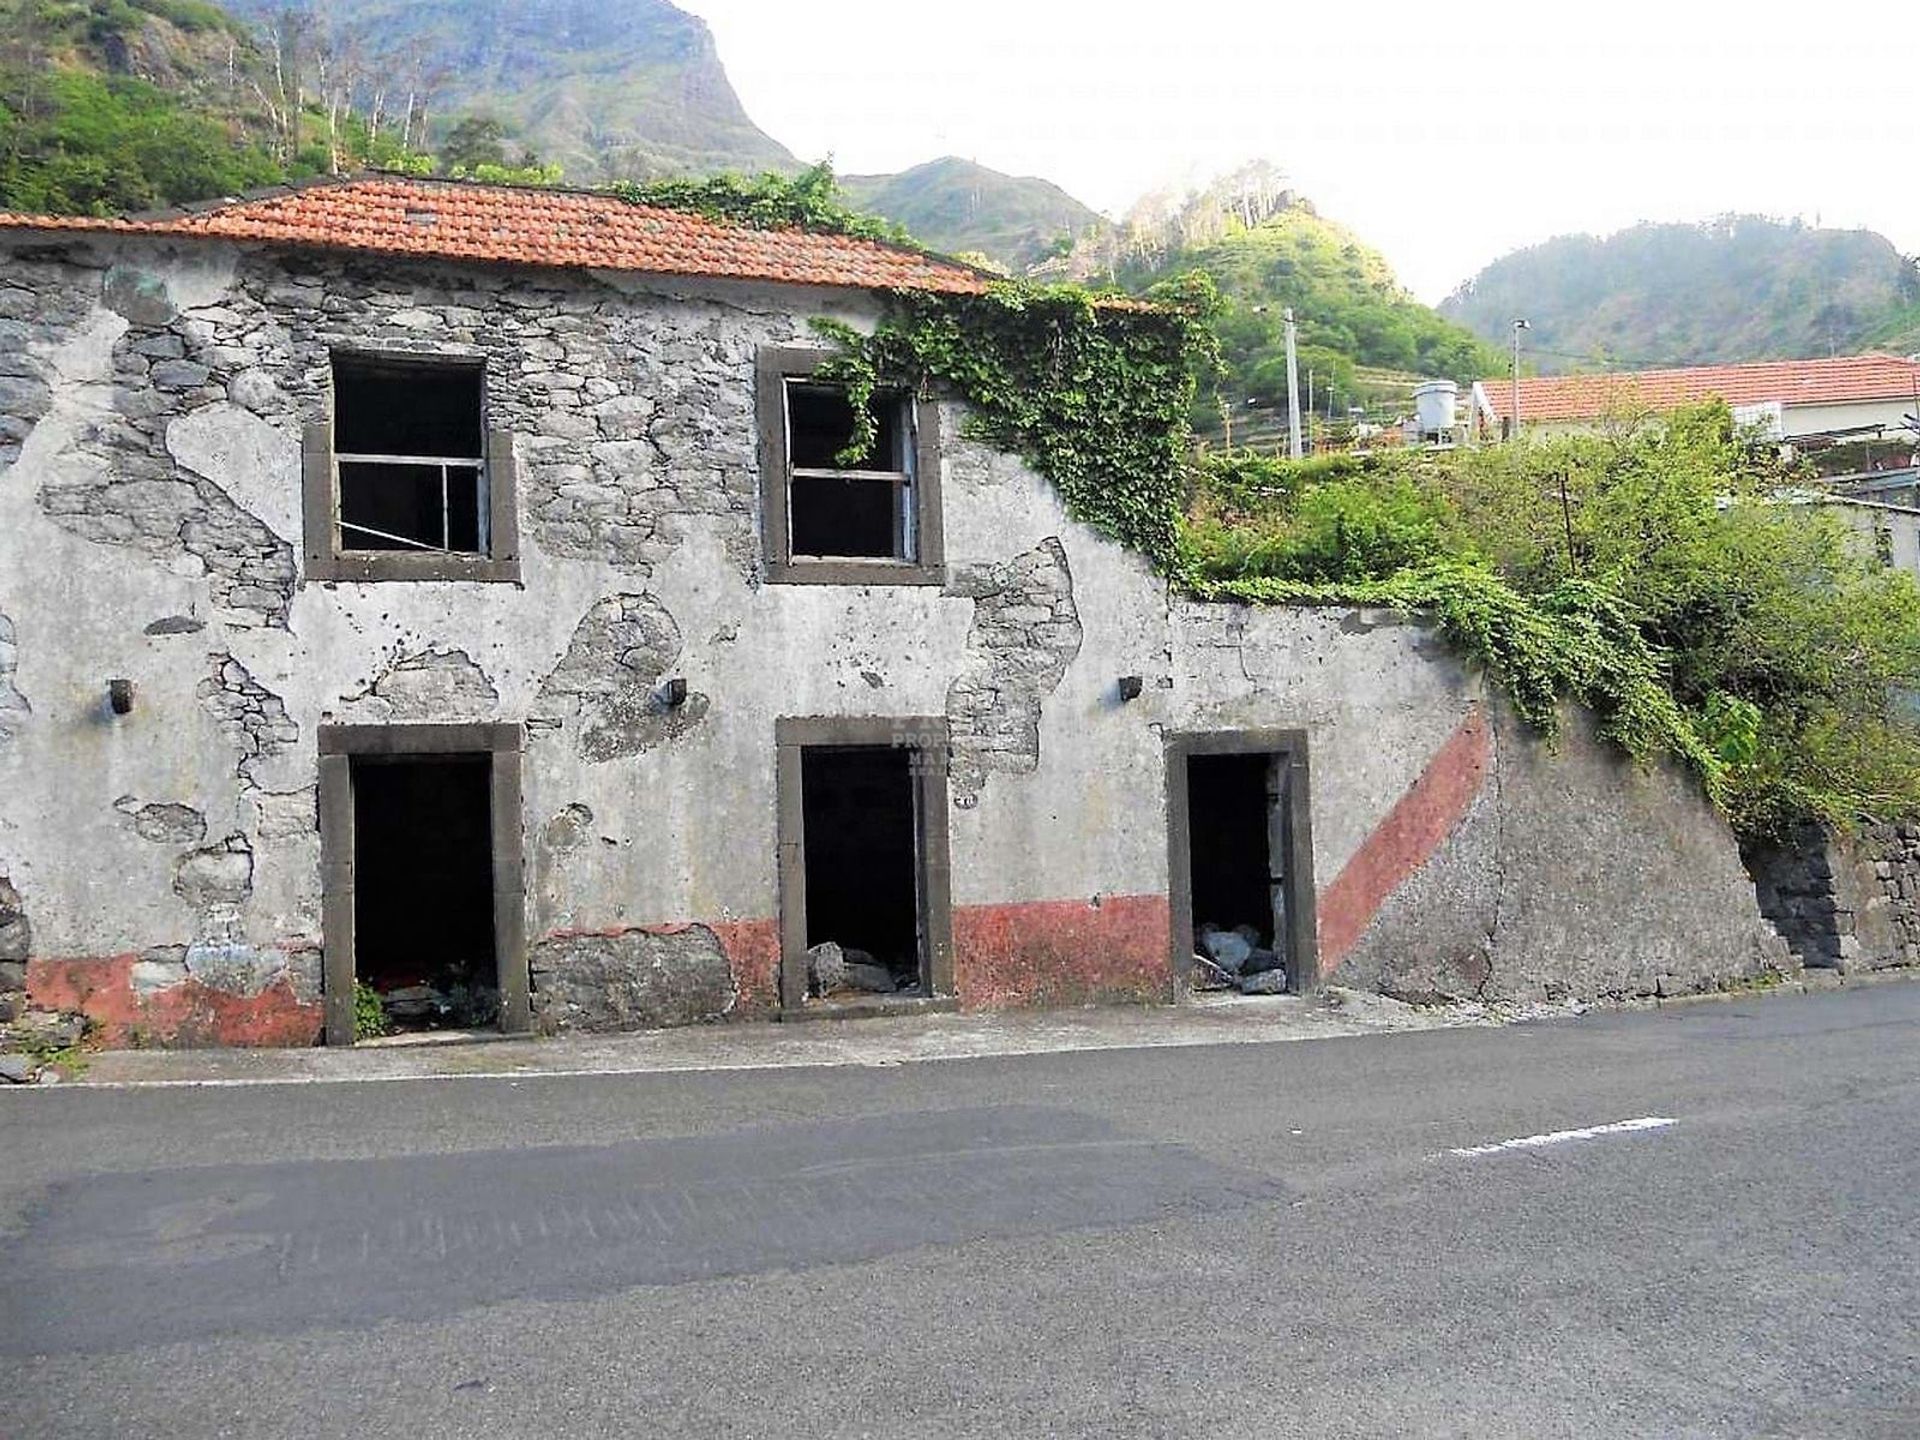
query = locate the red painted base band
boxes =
[953,893,1172,1009]
[27,954,325,1048]
[710,918,781,1016]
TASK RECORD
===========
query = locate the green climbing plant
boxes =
[809,271,1222,569]
[1183,558,1725,801]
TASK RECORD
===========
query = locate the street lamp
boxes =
[1511,318,1531,439]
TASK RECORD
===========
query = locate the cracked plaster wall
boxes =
[946,537,1083,808]
[0,233,1784,1045]
[338,647,500,725]
[0,609,27,745]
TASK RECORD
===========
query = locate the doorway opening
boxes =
[801,745,923,995]
[351,753,499,1032]
[318,723,528,1046]
[1169,733,1316,996]
[776,717,954,1012]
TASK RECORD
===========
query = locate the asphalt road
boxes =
[3,984,1917,1438]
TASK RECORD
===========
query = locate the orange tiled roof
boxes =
[1480,354,1920,423]
[0,174,997,294]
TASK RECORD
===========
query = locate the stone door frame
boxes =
[774,715,955,1013]
[317,722,529,1045]
[1164,728,1320,995]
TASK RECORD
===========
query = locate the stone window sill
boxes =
[305,553,523,584]
[766,559,946,587]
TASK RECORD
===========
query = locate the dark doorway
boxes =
[1187,752,1279,948]
[1174,740,1314,996]
[800,744,923,994]
[351,753,499,1031]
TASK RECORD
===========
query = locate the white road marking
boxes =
[1448,1116,1678,1158]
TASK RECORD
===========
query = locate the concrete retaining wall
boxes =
[0,232,1791,1047]
[1330,704,1787,1002]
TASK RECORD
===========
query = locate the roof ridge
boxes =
[141,169,1005,283]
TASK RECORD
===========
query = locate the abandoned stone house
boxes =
[0,176,1798,1049]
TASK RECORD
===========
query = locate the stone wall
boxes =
[1747,822,1920,973]
[0,227,1802,1051]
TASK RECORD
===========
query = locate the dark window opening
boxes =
[1185,751,1291,995]
[332,353,486,554]
[801,744,923,996]
[788,382,904,472]
[790,475,901,558]
[785,380,913,561]
[351,753,499,1031]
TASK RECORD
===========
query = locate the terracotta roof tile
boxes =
[0,175,997,294]
[1480,354,1920,423]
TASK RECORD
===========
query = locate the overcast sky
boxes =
[680,0,1917,303]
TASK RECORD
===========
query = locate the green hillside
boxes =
[1443,216,1920,371]
[1095,175,1502,435]
[0,0,283,213]
[840,157,1105,273]
[1865,301,1920,356]
[0,0,1099,273]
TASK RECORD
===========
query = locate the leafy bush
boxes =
[1182,406,1920,838]
[613,162,911,246]
[353,981,390,1041]
[0,69,282,214]
[1186,473,1455,584]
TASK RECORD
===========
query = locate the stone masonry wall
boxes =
[0,237,822,1050]
[1747,822,1920,973]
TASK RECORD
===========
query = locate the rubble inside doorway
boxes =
[1193,923,1289,996]
[806,940,921,999]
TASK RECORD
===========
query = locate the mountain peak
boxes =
[219,0,796,181]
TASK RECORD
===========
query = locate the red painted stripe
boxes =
[1318,706,1491,971]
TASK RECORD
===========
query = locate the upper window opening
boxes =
[332,354,486,555]
[785,379,914,562]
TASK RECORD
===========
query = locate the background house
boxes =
[1474,354,1920,482]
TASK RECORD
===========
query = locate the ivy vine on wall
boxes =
[811,273,1223,569]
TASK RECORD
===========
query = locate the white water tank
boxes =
[1412,379,1458,438]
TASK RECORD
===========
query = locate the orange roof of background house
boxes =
[1479,354,1920,423]
[0,174,997,294]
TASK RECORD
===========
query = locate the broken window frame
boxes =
[302,349,521,584]
[775,716,955,1012]
[1164,729,1319,996]
[757,346,945,586]
[317,722,530,1047]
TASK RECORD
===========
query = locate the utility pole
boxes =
[1284,308,1303,459]
[1510,318,1531,440]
